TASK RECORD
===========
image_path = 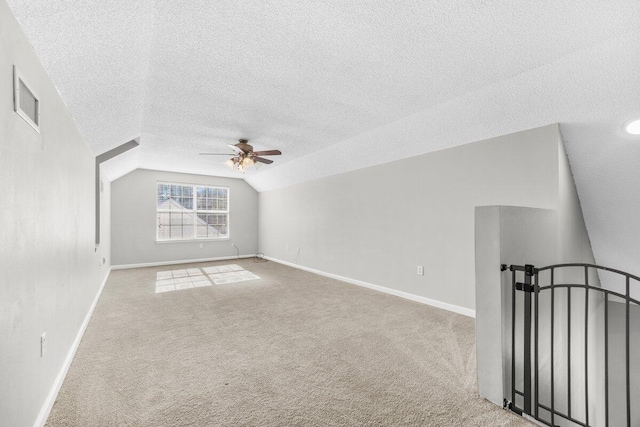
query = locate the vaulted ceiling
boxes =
[6,0,640,274]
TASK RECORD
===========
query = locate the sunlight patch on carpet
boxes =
[204,264,261,285]
[155,268,211,293]
[155,264,260,293]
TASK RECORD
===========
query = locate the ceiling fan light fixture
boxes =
[625,118,640,135]
[224,158,235,168]
[243,157,255,168]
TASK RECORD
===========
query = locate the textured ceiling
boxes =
[6,1,640,274]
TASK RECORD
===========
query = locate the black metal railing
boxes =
[505,263,639,427]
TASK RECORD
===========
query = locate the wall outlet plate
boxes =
[417,266,424,276]
[41,332,46,357]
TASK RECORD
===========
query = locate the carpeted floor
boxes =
[46,259,530,426]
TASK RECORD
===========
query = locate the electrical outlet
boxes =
[41,333,46,357]
[417,266,424,276]
[286,245,289,251]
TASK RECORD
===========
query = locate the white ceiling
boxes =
[6,0,640,274]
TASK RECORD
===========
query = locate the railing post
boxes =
[522,264,534,415]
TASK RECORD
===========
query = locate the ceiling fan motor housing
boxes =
[236,140,253,153]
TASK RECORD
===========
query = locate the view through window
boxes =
[157,183,229,241]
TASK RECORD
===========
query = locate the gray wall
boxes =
[259,124,562,312]
[554,133,602,426]
[556,132,596,265]
[0,1,111,425]
[111,169,258,266]
[474,129,602,422]
[475,206,558,406]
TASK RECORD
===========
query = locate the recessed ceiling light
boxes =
[625,118,640,135]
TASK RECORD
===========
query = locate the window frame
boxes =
[156,182,230,242]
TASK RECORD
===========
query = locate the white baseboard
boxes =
[34,267,112,427]
[263,256,476,318]
[111,254,257,270]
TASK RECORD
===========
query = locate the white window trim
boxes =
[156,182,230,242]
[13,65,40,133]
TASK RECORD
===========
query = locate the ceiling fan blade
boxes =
[228,144,244,155]
[252,150,281,156]
[199,153,234,155]
[254,156,273,164]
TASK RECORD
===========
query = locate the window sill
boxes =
[155,238,230,244]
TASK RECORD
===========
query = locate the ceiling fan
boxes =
[199,139,282,171]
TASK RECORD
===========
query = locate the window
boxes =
[156,183,229,241]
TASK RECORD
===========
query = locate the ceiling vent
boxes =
[13,66,40,132]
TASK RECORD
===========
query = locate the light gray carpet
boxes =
[46,259,530,426]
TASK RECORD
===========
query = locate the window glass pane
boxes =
[174,197,182,210]
[158,184,193,211]
[196,213,209,238]
[195,213,229,238]
[168,212,194,239]
[181,196,193,210]
[157,210,195,240]
[197,213,212,238]
[194,187,227,211]
[216,214,228,236]
[157,184,170,209]
[183,212,195,239]
[157,212,171,240]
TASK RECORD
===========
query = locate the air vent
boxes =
[13,66,40,132]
